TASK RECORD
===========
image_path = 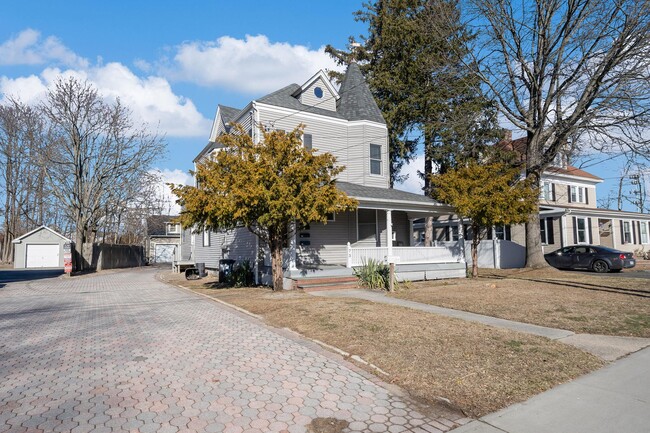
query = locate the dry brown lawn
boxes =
[166,275,604,418]
[392,267,650,337]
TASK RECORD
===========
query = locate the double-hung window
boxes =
[203,230,210,247]
[570,186,586,203]
[576,218,587,243]
[370,144,382,175]
[540,181,552,200]
[540,219,548,244]
[623,221,632,244]
[303,133,313,150]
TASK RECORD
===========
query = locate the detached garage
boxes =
[12,226,71,269]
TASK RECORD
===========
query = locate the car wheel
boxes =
[592,260,609,273]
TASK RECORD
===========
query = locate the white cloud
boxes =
[151,168,193,215]
[0,63,211,137]
[166,34,341,93]
[0,29,88,68]
[395,154,425,194]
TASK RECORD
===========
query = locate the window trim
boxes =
[369,143,382,176]
[540,219,548,244]
[570,186,586,204]
[540,181,552,201]
[623,221,632,244]
[576,217,587,243]
[303,133,313,150]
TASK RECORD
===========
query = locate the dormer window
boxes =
[314,87,323,98]
[167,223,179,234]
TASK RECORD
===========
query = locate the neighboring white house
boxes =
[12,226,71,269]
[179,63,465,286]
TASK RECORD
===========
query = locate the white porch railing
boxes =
[346,242,463,267]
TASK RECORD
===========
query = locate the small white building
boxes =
[12,226,71,269]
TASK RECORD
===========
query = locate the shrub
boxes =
[354,258,394,290]
[229,260,253,287]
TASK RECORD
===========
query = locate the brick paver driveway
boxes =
[0,268,467,433]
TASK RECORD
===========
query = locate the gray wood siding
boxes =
[193,230,220,269]
[223,228,257,263]
[256,107,389,188]
[299,77,337,111]
[233,111,252,136]
[297,212,353,265]
[392,211,410,246]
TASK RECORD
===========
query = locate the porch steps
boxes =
[295,276,359,292]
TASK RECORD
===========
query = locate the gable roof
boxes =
[257,84,348,120]
[292,70,339,101]
[545,165,603,181]
[12,225,71,243]
[337,62,385,124]
[496,136,602,181]
[147,215,180,236]
[218,104,241,132]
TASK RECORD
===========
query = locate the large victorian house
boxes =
[178,64,466,287]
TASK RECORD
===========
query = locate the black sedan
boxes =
[544,245,636,273]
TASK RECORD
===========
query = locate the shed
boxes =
[12,226,71,269]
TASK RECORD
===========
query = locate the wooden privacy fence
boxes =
[82,243,145,271]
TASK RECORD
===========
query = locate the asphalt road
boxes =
[0,268,64,284]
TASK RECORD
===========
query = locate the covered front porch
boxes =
[282,182,466,285]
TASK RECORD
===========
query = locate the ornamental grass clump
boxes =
[354,258,392,290]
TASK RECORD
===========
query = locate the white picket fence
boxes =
[346,242,463,267]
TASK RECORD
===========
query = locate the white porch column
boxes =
[457,218,466,263]
[612,218,618,248]
[386,209,393,259]
[288,220,297,270]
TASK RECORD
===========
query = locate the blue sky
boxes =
[0,0,640,211]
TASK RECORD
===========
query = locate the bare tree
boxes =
[41,77,165,270]
[0,99,52,263]
[470,0,650,266]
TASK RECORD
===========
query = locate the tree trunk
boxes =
[471,236,479,278]
[269,234,284,292]
[424,217,433,247]
[525,136,549,269]
[525,207,547,268]
[74,224,85,272]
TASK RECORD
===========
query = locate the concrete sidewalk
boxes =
[453,346,650,433]
[310,289,650,361]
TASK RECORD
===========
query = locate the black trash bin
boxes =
[196,262,206,278]
[219,259,236,283]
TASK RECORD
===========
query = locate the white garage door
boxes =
[154,244,176,263]
[26,244,60,268]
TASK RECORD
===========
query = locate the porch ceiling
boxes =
[336,181,455,215]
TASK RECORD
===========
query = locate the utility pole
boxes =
[629,174,645,213]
